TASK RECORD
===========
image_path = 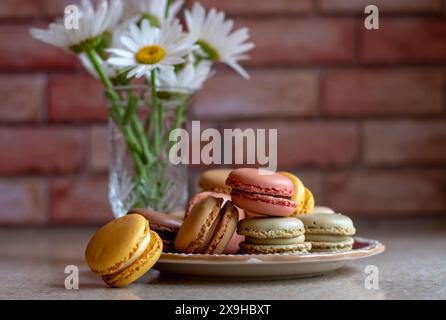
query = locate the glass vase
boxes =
[107,85,192,218]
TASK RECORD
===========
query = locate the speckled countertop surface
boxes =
[0,218,445,300]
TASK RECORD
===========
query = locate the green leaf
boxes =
[123,94,138,126]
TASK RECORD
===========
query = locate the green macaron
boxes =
[298,213,356,252]
[237,217,311,254]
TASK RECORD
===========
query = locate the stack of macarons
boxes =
[225,168,357,254]
[84,167,359,288]
[225,168,313,254]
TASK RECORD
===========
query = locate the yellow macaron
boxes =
[280,172,306,214]
[301,187,315,215]
[85,215,163,288]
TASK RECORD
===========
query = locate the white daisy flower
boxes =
[157,60,213,92]
[126,0,184,26]
[80,53,119,79]
[185,3,255,79]
[107,19,195,79]
[30,0,124,53]
[79,17,134,79]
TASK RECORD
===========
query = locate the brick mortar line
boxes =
[1,11,444,21]
[81,127,91,176]
[43,174,50,226]
[192,115,446,123]
[3,166,446,181]
[41,73,49,123]
[22,11,446,22]
[353,16,362,65]
[2,62,446,76]
[1,115,446,127]
[443,65,446,112]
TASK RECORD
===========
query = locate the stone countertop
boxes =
[0,218,445,300]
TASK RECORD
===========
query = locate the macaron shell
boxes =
[199,169,232,194]
[299,213,356,236]
[128,208,182,232]
[223,208,246,254]
[161,239,176,253]
[312,206,335,214]
[223,232,245,254]
[294,187,315,216]
[302,188,315,214]
[102,231,163,287]
[85,215,149,276]
[237,217,305,239]
[185,192,231,218]
[226,168,294,197]
[204,201,239,254]
[280,172,306,213]
[175,197,223,254]
[186,192,246,254]
[231,190,296,217]
[240,242,311,254]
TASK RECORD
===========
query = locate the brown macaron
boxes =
[175,197,239,254]
[128,208,182,252]
[199,169,233,194]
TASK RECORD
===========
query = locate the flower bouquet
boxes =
[31,0,254,216]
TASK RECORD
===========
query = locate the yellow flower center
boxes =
[135,45,165,65]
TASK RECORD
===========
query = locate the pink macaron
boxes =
[186,192,245,254]
[226,168,297,217]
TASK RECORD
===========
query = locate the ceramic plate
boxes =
[154,237,385,280]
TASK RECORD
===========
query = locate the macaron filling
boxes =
[231,190,297,216]
[112,231,152,274]
[227,181,293,198]
[102,231,163,287]
[305,235,353,243]
[246,235,306,245]
[239,242,311,254]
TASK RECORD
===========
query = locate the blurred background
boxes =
[0,0,445,226]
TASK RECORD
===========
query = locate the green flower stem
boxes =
[87,49,182,211]
[150,69,161,155]
[124,92,154,164]
[86,49,147,177]
[165,0,172,18]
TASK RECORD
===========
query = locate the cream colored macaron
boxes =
[298,213,356,252]
[312,206,335,214]
[237,217,311,254]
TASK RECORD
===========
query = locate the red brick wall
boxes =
[0,0,445,226]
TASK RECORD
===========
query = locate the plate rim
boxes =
[157,236,385,265]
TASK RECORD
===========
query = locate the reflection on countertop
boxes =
[0,218,445,300]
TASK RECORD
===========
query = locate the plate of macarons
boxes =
[129,168,385,280]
